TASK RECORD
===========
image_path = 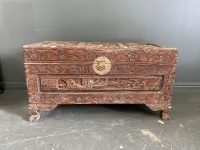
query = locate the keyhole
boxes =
[97,65,105,71]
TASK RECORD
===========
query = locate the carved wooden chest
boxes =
[23,41,178,121]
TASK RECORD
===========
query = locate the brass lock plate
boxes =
[93,56,111,75]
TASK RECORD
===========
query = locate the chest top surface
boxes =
[23,41,177,51]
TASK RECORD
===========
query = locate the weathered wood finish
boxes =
[23,41,178,121]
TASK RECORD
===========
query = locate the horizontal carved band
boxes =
[23,49,178,64]
[28,92,164,104]
[24,64,176,75]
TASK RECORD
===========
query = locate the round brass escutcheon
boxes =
[93,56,111,75]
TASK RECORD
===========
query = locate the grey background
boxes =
[0,0,200,89]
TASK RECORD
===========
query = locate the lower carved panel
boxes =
[28,92,164,105]
[28,93,171,121]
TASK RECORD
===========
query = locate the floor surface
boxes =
[0,90,200,150]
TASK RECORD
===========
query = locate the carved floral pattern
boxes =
[127,52,140,61]
[28,93,160,104]
[24,64,175,75]
[26,75,37,93]
[24,49,178,64]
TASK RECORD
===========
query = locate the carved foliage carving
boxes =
[24,64,175,75]
[26,75,38,93]
[24,49,178,64]
[28,93,160,105]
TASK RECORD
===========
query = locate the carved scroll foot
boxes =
[160,110,171,120]
[29,104,57,122]
[146,104,171,120]
[29,112,40,122]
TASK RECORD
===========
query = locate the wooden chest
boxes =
[23,41,178,122]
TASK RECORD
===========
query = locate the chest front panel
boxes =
[23,41,178,121]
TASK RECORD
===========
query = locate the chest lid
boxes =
[23,41,178,64]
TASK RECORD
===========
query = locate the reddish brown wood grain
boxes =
[23,41,178,121]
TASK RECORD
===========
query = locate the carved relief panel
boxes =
[39,75,163,92]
